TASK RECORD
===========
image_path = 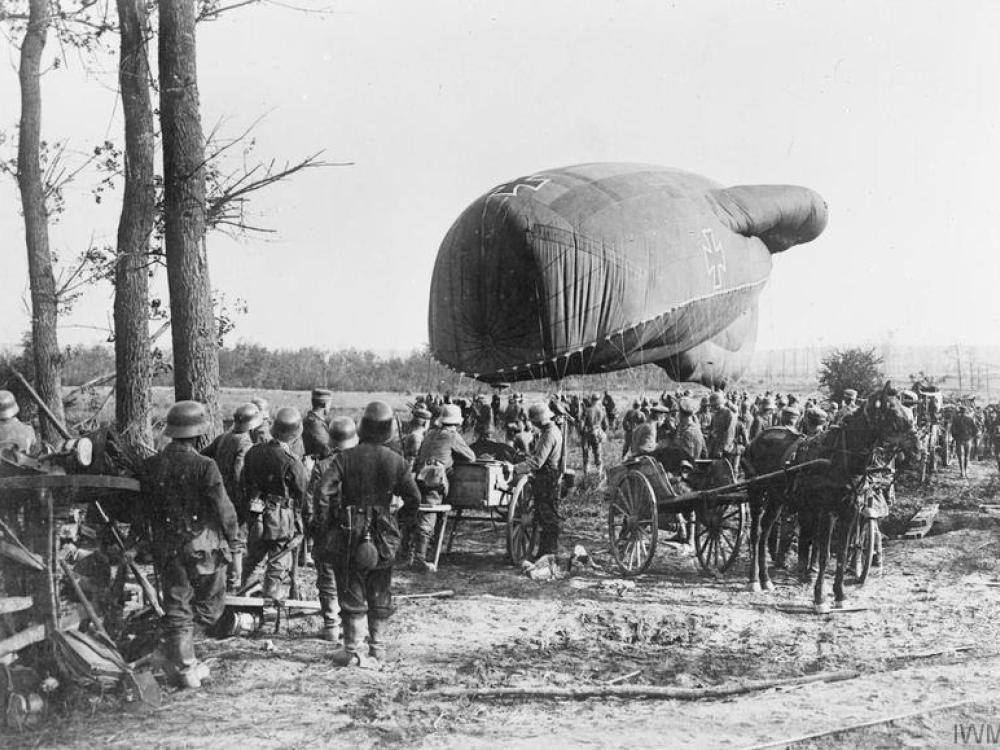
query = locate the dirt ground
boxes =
[10,431,1000,749]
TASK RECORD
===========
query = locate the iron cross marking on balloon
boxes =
[702,229,726,289]
[489,175,549,198]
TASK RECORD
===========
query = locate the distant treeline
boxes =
[43,342,682,394]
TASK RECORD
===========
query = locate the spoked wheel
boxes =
[607,471,658,577]
[847,513,878,584]
[506,478,539,564]
[694,500,746,573]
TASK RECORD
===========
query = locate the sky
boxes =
[1,0,999,357]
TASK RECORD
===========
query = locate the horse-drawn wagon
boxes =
[605,449,829,577]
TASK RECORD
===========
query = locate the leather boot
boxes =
[171,630,209,689]
[330,614,367,667]
[367,615,387,665]
[412,531,432,573]
[319,595,339,641]
[227,552,243,593]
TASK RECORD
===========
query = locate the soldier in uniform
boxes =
[202,403,262,591]
[302,388,334,458]
[402,407,430,472]
[306,416,359,640]
[241,407,310,599]
[410,404,475,571]
[750,397,776,441]
[0,390,36,453]
[138,401,238,689]
[621,401,644,459]
[250,396,271,444]
[580,396,608,473]
[513,403,563,557]
[471,394,493,441]
[706,391,738,467]
[835,389,859,424]
[802,406,828,437]
[630,404,668,456]
[502,395,527,432]
[313,401,420,667]
[671,399,707,460]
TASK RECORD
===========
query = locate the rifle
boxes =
[236,532,303,596]
[93,501,165,618]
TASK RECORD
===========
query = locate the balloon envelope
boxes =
[429,163,826,386]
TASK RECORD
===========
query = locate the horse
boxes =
[743,383,919,612]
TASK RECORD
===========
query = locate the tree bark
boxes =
[158,0,221,435]
[113,0,155,449]
[17,0,66,445]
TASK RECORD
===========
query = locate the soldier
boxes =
[621,400,644,459]
[697,397,712,433]
[671,399,706,460]
[706,391,738,466]
[602,391,618,430]
[402,407,431,472]
[241,407,310,599]
[410,404,475,571]
[750,397,776,441]
[513,403,563,557]
[302,388,334,458]
[490,393,502,428]
[306,416,359,641]
[471,394,493,441]
[507,421,534,455]
[802,406,828,436]
[629,404,665,456]
[0,390,36,453]
[202,403,262,591]
[138,401,238,689]
[580,396,608,473]
[836,390,859,424]
[952,405,979,479]
[778,404,801,428]
[313,401,420,667]
[502,395,527,432]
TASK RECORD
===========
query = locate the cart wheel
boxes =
[848,515,878,585]
[506,478,539,564]
[607,471,658,577]
[694,500,745,573]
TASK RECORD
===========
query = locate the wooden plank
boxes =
[225,596,321,611]
[897,503,939,539]
[0,597,32,615]
[0,540,45,571]
[0,624,46,658]
[0,475,141,493]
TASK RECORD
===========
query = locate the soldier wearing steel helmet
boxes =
[706,391,738,465]
[0,390,36,453]
[513,403,564,557]
[249,396,271,444]
[306,416,359,641]
[202,403,263,591]
[302,388,335,458]
[240,407,310,599]
[409,403,475,571]
[137,401,238,689]
[313,401,421,667]
[402,407,431,472]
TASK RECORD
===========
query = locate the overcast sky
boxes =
[1,0,998,357]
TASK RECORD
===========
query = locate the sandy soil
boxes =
[9,437,1000,750]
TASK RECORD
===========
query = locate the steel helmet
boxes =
[163,401,209,439]
[359,400,394,443]
[0,391,18,420]
[232,403,263,433]
[709,391,724,407]
[440,404,463,425]
[271,407,303,441]
[527,403,552,425]
[329,416,359,450]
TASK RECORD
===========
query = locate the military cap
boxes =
[232,403,263,433]
[678,398,697,414]
[440,404,463,425]
[651,404,670,415]
[805,406,827,423]
[528,403,552,425]
[271,407,303,441]
[412,407,432,421]
[164,401,208,439]
[0,390,19,420]
[311,388,334,403]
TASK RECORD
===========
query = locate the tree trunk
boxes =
[16,0,65,445]
[113,0,155,449]
[157,0,221,435]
